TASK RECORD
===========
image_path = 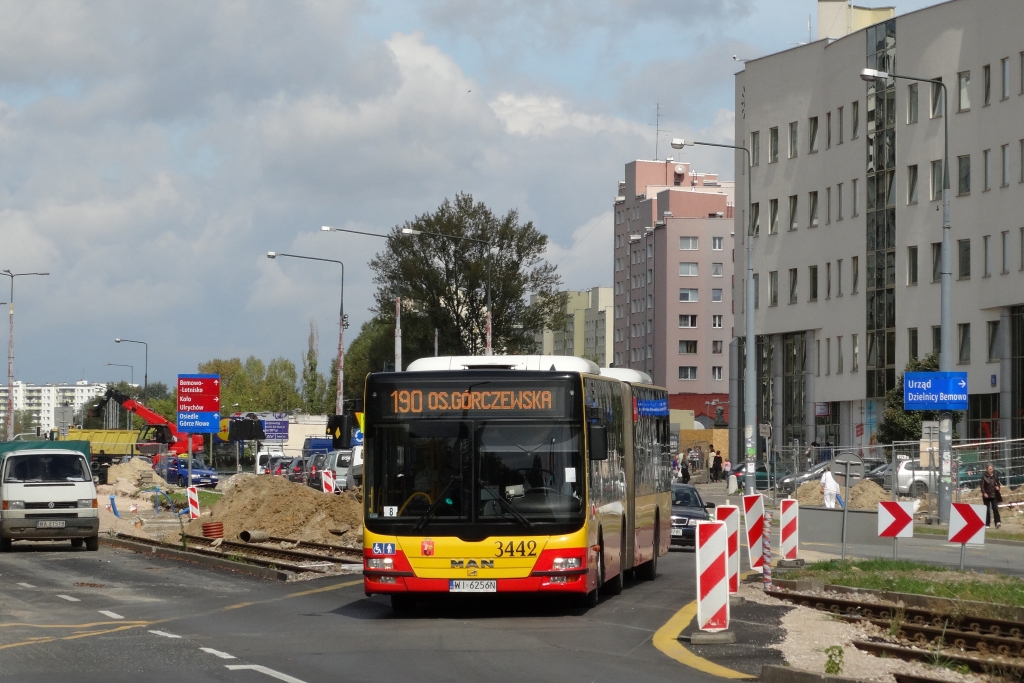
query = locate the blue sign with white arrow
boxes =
[903,371,969,411]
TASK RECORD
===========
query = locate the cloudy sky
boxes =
[1,0,937,387]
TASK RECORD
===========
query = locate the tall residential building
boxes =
[612,159,735,422]
[534,287,613,366]
[731,0,1024,459]
[0,380,107,433]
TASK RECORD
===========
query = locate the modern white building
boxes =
[730,0,1024,459]
[0,381,107,433]
[534,287,614,366]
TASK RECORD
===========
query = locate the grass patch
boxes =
[784,559,1024,610]
[165,490,222,509]
[914,524,1024,542]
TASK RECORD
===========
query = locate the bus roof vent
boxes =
[405,355,600,374]
[598,367,653,384]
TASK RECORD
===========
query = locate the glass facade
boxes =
[865,20,897,399]
[1013,306,1024,439]
[782,332,807,446]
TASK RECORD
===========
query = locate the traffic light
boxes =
[327,414,351,449]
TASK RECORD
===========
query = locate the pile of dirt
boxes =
[107,458,168,489]
[180,474,362,546]
[794,479,890,510]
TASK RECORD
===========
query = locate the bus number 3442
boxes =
[495,540,537,557]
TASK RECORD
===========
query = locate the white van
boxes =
[1,448,100,551]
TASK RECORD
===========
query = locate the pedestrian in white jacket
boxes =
[820,467,841,509]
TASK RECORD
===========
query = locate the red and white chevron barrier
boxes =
[695,520,729,632]
[322,468,335,494]
[780,499,799,561]
[715,504,740,593]
[187,486,200,520]
[742,494,765,572]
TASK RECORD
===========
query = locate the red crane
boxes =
[101,389,204,457]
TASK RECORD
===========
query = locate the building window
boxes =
[852,334,859,372]
[711,366,723,381]
[1021,140,1024,183]
[787,196,798,230]
[751,274,758,308]
[808,265,818,301]
[712,340,723,354]
[958,239,971,279]
[679,288,698,302]
[750,131,760,166]
[711,263,723,277]
[809,116,819,152]
[932,242,942,282]
[851,256,859,293]
[837,259,843,296]
[712,236,723,250]
[908,164,918,204]
[852,178,859,216]
[931,160,943,200]
[958,71,971,111]
[932,325,942,356]
[826,187,831,224]
[809,191,819,227]
[679,340,698,354]
[769,271,778,306]
[826,262,831,299]
[1021,52,1024,93]
[984,235,991,277]
[983,64,992,106]
[1002,230,1010,274]
[958,323,971,364]
[788,268,798,304]
[837,336,844,373]
[908,246,918,285]
[680,236,698,250]
[679,315,697,328]
[988,320,1000,362]
[679,262,698,276]
[1021,227,1024,270]
[769,127,779,163]
[712,288,723,302]
[931,77,944,117]
[852,100,859,138]
[678,366,697,380]
[958,155,971,195]
[908,327,918,360]
[712,315,723,328]
[837,105,844,144]
[1002,144,1010,187]
[907,83,918,123]
[769,199,779,234]
[789,121,798,158]
[1002,57,1011,99]
[983,149,992,191]
[826,112,831,149]
[837,182,843,220]
[825,338,831,375]
[750,202,760,237]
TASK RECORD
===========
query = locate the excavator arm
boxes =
[101,389,204,455]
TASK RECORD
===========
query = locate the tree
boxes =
[343,318,394,403]
[876,353,964,443]
[369,193,566,359]
[197,356,302,413]
[301,319,330,414]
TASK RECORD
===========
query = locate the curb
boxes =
[759,665,871,683]
[100,535,292,581]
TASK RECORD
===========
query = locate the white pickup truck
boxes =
[1,448,100,551]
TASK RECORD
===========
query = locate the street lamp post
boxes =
[672,138,756,494]
[114,338,148,404]
[861,67,952,524]
[267,252,346,414]
[105,363,134,429]
[2,270,49,441]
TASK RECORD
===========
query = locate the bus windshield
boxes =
[367,420,583,531]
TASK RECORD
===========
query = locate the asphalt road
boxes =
[0,541,745,683]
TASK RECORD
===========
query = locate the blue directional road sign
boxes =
[903,371,968,411]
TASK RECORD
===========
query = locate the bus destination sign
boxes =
[377,382,569,419]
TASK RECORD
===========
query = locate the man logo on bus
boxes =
[450,559,495,569]
[422,539,434,556]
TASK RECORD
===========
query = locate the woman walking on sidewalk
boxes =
[981,464,1002,528]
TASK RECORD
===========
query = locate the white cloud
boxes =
[490,93,644,137]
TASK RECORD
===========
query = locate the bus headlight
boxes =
[551,557,582,571]
[367,558,394,570]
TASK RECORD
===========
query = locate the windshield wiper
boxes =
[479,481,533,529]
[413,476,463,531]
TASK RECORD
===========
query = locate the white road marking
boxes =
[200,647,236,659]
[149,630,182,639]
[98,610,124,620]
[17,583,35,588]
[225,664,308,683]
[56,594,80,602]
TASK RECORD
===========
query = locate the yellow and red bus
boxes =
[361,355,672,611]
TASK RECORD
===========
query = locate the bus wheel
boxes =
[638,518,659,581]
[390,594,416,614]
[603,527,624,596]
[579,541,601,609]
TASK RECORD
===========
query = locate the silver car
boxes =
[885,458,939,497]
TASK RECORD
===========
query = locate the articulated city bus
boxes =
[361,355,671,611]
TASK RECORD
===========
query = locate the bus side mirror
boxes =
[588,424,608,461]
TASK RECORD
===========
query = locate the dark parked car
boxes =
[266,455,290,477]
[670,484,715,549]
[865,462,891,489]
[285,457,306,483]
